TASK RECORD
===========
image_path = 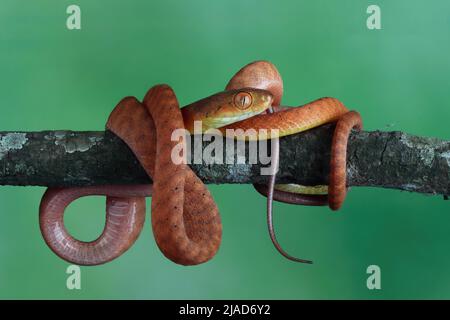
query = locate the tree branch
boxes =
[0,125,449,196]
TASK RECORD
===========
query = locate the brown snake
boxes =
[39,61,362,265]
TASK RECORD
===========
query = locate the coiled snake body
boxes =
[39,61,362,266]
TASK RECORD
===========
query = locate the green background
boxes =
[0,0,449,299]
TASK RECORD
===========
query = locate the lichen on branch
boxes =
[0,125,448,197]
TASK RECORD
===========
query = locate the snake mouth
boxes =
[203,109,267,129]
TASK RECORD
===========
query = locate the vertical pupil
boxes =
[235,92,252,109]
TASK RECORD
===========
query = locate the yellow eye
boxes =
[234,92,253,110]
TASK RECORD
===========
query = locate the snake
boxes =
[39,61,362,266]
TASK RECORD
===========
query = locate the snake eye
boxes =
[234,92,253,110]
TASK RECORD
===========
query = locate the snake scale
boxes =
[39,61,362,266]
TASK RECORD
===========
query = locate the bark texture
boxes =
[0,126,448,196]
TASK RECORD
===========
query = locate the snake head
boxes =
[182,88,273,132]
